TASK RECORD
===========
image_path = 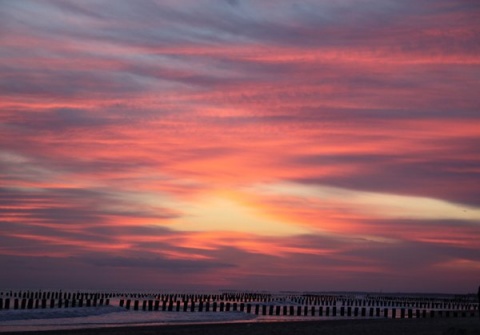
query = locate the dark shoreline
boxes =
[1,318,479,335]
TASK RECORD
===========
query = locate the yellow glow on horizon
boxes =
[172,192,310,237]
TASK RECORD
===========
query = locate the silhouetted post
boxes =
[478,285,480,319]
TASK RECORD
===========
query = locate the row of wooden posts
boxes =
[1,290,477,315]
[0,297,109,310]
[2,291,475,308]
[119,299,478,319]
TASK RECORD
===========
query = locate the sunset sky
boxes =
[1,0,479,294]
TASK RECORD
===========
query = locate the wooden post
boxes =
[134,300,139,311]
[50,299,55,308]
[190,300,195,312]
[183,300,188,312]
[148,300,153,311]
[126,300,131,310]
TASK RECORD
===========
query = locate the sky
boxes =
[1,0,479,294]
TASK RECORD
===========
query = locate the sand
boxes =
[1,317,479,335]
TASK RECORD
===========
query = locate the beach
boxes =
[1,318,479,335]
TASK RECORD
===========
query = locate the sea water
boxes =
[0,304,260,332]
